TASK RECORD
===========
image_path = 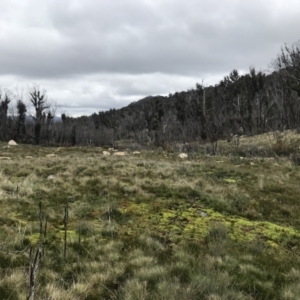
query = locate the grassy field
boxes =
[1,132,300,299]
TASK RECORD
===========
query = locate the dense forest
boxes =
[1,41,299,149]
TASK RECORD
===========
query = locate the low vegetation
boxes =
[1,132,300,299]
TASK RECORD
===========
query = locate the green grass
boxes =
[1,135,300,299]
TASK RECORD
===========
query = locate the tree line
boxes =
[0,41,299,148]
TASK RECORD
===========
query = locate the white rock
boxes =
[178,153,188,159]
[8,140,17,146]
[103,151,111,156]
[47,175,55,180]
[0,156,11,160]
[133,151,141,155]
[113,151,126,156]
[199,211,208,217]
[46,154,57,158]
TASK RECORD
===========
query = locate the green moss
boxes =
[28,233,41,244]
[118,200,300,248]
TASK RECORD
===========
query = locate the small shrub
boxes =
[290,153,300,166]
[75,220,94,238]
[272,140,295,156]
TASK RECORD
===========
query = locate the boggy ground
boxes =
[1,134,300,299]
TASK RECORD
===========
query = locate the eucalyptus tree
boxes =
[272,41,300,95]
[15,100,27,141]
[271,41,300,129]
[29,87,50,144]
[0,91,11,141]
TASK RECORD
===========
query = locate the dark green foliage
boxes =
[0,285,20,300]
[0,93,10,141]
[15,100,27,141]
[34,121,41,145]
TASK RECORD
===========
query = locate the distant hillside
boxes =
[65,65,299,147]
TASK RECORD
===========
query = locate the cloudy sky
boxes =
[0,0,299,116]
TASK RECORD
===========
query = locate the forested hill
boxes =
[0,41,300,147]
[68,57,300,147]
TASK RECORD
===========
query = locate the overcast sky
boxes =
[0,0,300,116]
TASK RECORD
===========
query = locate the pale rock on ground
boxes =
[113,152,126,156]
[199,211,208,217]
[103,151,111,156]
[47,175,55,180]
[8,140,18,146]
[178,153,188,159]
[0,156,11,160]
[46,154,57,158]
[133,151,141,155]
[25,156,33,159]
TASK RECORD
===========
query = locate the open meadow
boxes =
[1,132,300,299]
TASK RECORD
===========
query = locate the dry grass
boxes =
[1,133,300,299]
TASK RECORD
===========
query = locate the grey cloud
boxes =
[2,0,299,78]
[1,72,201,116]
[1,0,300,115]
